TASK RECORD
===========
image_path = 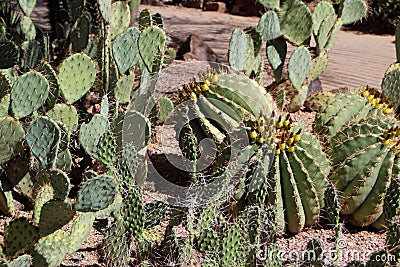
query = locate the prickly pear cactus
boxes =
[0,117,25,164]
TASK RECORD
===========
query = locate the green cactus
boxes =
[96,130,117,166]
[20,40,41,70]
[150,96,174,124]
[339,0,367,25]
[308,51,328,81]
[38,62,60,108]
[75,175,118,212]
[269,120,329,233]
[266,37,287,82]
[103,222,133,267]
[324,183,341,226]
[10,71,49,118]
[383,176,400,224]
[114,71,136,104]
[70,13,90,52]
[0,94,10,116]
[279,0,312,45]
[18,0,36,16]
[257,11,281,42]
[67,212,95,254]
[324,115,400,228]
[112,27,140,75]
[47,103,79,133]
[26,116,61,169]
[38,199,75,236]
[58,53,96,104]
[139,8,152,30]
[33,184,54,223]
[382,63,400,109]
[98,0,111,22]
[48,169,70,200]
[4,218,38,256]
[288,46,312,90]
[116,143,139,190]
[143,200,169,229]
[33,229,69,267]
[109,1,130,40]
[0,116,25,164]
[9,254,32,267]
[0,71,12,99]
[79,114,109,157]
[138,26,166,74]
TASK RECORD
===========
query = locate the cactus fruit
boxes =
[257,11,281,42]
[109,1,130,40]
[38,199,75,236]
[79,114,109,157]
[288,46,312,90]
[112,27,140,75]
[279,0,312,45]
[26,116,61,169]
[4,219,38,256]
[33,229,69,267]
[0,117,25,164]
[75,175,118,212]
[138,26,166,74]
[58,53,96,104]
[10,71,49,118]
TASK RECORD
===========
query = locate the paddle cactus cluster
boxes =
[227,0,368,111]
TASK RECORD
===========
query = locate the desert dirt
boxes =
[12,2,397,266]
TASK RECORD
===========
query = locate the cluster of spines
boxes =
[362,86,394,114]
[274,114,302,155]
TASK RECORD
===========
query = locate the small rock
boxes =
[230,0,263,16]
[204,2,226,13]
[176,34,219,62]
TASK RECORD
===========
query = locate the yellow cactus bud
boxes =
[294,134,301,142]
[211,74,218,82]
[256,136,264,144]
[276,121,283,129]
[190,92,197,99]
[370,98,377,106]
[249,130,257,139]
[275,148,281,155]
[362,90,370,97]
[204,80,211,86]
[287,146,296,152]
[257,125,265,133]
[375,103,383,109]
[384,108,393,114]
[201,84,209,92]
[279,143,286,150]
[287,137,294,145]
[367,95,374,102]
[382,139,390,145]
[283,119,291,129]
[375,97,381,104]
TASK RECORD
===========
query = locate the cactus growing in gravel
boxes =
[267,118,330,233]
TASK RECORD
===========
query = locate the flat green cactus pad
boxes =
[112,27,141,74]
[11,71,49,118]
[0,117,25,164]
[110,1,130,40]
[33,229,69,267]
[4,219,38,256]
[79,114,109,157]
[18,0,36,16]
[58,53,96,104]
[138,26,166,73]
[47,103,79,133]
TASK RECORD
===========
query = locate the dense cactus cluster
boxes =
[1,0,400,266]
